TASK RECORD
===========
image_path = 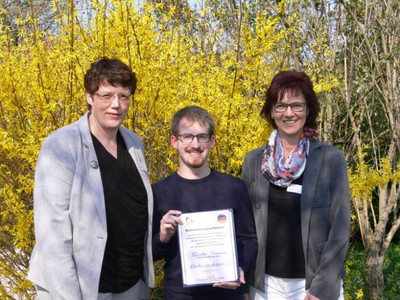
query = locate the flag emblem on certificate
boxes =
[217,214,227,223]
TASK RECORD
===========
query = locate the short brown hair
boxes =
[260,70,320,129]
[171,106,215,136]
[84,58,136,95]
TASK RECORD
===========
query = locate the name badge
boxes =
[287,184,302,194]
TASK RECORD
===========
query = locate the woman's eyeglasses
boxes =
[274,103,306,113]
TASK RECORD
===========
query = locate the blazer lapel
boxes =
[255,148,270,210]
[300,139,324,257]
[254,148,270,247]
[119,129,148,174]
[79,113,107,227]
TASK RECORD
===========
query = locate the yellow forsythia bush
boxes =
[0,1,338,298]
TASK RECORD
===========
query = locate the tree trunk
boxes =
[365,248,385,299]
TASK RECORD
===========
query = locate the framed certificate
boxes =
[177,209,239,287]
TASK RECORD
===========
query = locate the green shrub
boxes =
[345,241,367,299]
[344,240,400,299]
[383,241,400,299]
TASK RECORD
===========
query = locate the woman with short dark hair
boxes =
[242,70,350,300]
[28,58,154,300]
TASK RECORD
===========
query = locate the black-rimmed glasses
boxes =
[177,133,211,144]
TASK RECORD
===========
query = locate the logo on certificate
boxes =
[217,214,227,223]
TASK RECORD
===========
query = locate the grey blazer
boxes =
[242,138,350,300]
[28,113,155,299]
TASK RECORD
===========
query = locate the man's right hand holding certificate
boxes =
[160,210,183,243]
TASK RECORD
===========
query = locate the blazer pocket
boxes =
[312,186,330,207]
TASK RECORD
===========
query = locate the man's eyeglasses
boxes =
[177,133,211,144]
[274,103,306,113]
[93,92,131,103]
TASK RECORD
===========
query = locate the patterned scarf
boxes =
[261,128,318,187]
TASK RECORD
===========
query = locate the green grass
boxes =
[344,240,400,299]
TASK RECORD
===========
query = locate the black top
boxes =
[93,132,148,293]
[152,170,258,300]
[266,175,305,278]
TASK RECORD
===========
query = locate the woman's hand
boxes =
[304,293,321,300]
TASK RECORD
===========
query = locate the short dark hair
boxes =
[84,58,137,95]
[260,70,320,129]
[171,106,215,136]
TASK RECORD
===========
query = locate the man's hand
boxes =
[304,293,321,300]
[212,267,245,290]
[159,210,183,243]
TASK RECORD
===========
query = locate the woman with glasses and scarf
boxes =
[242,70,350,300]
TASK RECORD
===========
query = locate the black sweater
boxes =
[152,170,257,300]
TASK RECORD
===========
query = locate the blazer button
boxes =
[90,161,99,169]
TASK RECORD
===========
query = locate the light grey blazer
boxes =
[28,113,155,299]
[242,138,350,300]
